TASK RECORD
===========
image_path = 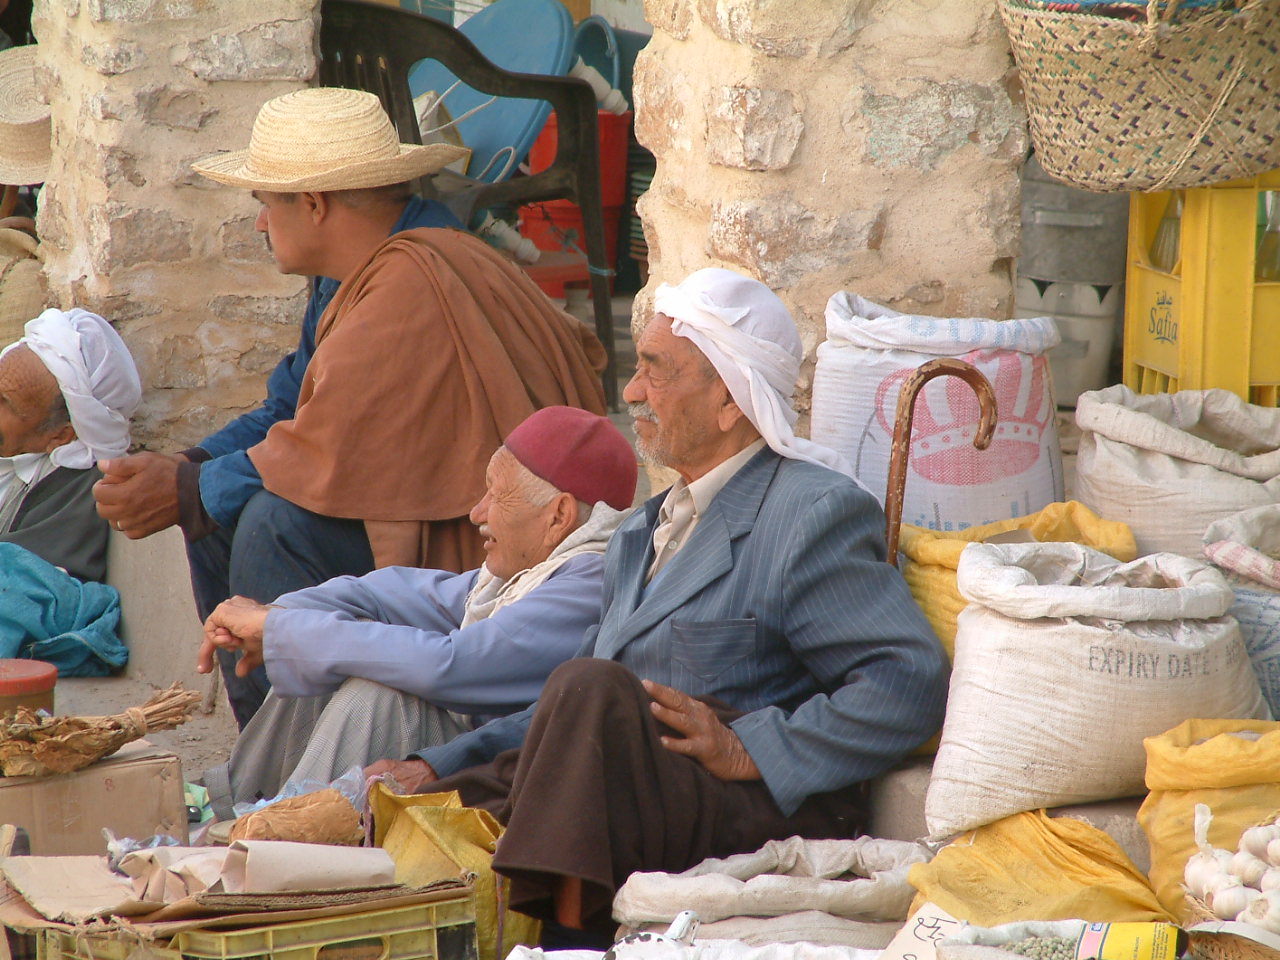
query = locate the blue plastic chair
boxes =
[407,0,574,184]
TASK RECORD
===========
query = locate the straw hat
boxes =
[192,87,470,192]
[0,46,52,186]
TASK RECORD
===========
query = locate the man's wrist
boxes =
[176,459,219,542]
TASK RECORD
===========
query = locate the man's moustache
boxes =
[629,402,658,424]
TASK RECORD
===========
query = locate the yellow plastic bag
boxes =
[900,501,1137,661]
[370,785,540,960]
[1137,717,1280,921]
[907,809,1172,926]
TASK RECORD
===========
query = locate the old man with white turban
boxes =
[377,267,947,942]
[0,308,141,583]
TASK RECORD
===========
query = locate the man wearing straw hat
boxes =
[94,88,608,728]
[0,44,49,345]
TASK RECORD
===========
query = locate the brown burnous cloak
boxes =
[248,227,607,571]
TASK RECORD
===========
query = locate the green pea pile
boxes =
[1001,936,1077,960]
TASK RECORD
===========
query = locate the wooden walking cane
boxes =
[883,358,998,567]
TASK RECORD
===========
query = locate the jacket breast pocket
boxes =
[668,618,758,682]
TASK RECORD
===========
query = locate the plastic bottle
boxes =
[1257,191,1280,282]
[1149,192,1183,274]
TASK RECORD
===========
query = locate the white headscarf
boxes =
[652,268,861,485]
[8,308,142,468]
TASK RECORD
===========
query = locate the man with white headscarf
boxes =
[368,267,947,942]
[0,308,141,582]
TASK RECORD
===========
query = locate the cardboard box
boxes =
[0,741,187,855]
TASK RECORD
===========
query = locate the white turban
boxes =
[10,308,142,468]
[653,268,861,485]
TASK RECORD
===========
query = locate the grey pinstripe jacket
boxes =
[420,448,948,814]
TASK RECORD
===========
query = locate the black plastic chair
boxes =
[318,0,617,406]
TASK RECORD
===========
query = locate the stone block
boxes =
[709,196,881,288]
[706,85,803,171]
[100,206,196,270]
[218,216,269,263]
[140,87,217,131]
[177,19,314,82]
[208,292,305,327]
[83,0,206,21]
[101,146,147,188]
[643,0,692,40]
[77,292,162,326]
[131,333,206,389]
[633,55,689,158]
[864,79,1023,172]
[79,38,145,75]
[695,0,863,58]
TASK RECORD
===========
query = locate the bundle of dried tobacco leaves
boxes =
[0,682,201,776]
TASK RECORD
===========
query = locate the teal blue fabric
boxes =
[0,542,127,676]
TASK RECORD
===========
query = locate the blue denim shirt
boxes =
[196,196,461,528]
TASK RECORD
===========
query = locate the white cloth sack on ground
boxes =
[1204,504,1280,718]
[613,836,929,949]
[506,942,883,960]
[925,542,1268,840]
[1074,385,1280,556]
[619,912,902,950]
[810,293,1062,531]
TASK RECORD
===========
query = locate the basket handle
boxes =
[1146,0,1181,31]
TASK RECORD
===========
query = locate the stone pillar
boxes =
[31,0,317,448]
[633,0,1027,418]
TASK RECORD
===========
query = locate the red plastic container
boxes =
[526,109,632,206]
[0,660,56,717]
[520,109,631,297]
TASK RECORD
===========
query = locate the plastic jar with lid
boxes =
[0,660,57,717]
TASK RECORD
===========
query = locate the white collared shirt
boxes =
[0,452,55,533]
[646,439,766,582]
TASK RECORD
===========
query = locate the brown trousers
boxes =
[430,659,867,931]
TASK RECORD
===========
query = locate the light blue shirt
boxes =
[262,553,605,717]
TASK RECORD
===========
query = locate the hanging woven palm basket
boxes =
[999,0,1280,192]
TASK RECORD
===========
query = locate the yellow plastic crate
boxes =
[1124,169,1280,404]
[39,897,477,960]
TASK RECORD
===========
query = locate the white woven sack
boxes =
[1075,385,1280,557]
[925,541,1268,840]
[1204,504,1280,719]
[613,836,929,927]
[810,293,1062,531]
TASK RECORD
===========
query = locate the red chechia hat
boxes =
[503,406,637,510]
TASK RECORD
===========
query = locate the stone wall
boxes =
[633,0,1027,420]
[31,0,316,449]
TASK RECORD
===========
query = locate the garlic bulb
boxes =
[1185,804,1235,900]
[1262,868,1280,892]
[1233,849,1271,888]
[1240,823,1280,860]
[1240,889,1280,934]
[1186,851,1234,899]
[1269,837,1280,869]
[1214,883,1260,920]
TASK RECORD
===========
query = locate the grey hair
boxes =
[38,390,71,433]
[504,449,592,526]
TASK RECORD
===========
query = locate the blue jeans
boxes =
[186,489,374,729]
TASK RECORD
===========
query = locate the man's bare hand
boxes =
[197,596,271,677]
[94,452,186,538]
[643,679,762,781]
[364,758,438,793]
